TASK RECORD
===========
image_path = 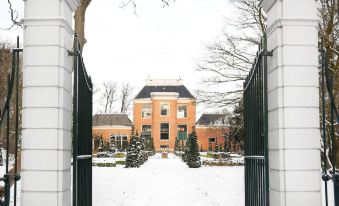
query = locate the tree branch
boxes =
[0,0,23,30]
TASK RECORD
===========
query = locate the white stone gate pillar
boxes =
[259,0,321,205]
[22,0,79,205]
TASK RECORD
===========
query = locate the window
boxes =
[177,125,187,140]
[160,123,169,140]
[142,125,152,137]
[160,103,169,116]
[142,125,152,132]
[110,134,129,151]
[142,105,152,118]
[177,105,187,118]
[208,137,216,143]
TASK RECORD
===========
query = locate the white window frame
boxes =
[141,104,152,118]
[177,104,187,118]
[160,103,170,116]
[142,124,152,132]
[110,134,128,147]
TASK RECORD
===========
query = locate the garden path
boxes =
[93,153,244,206]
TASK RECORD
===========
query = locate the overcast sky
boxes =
[83,0,232,114]
[0,0,234,115]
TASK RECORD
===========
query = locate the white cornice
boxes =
[266,18,319,36]
[146,79,183,86]
[23,17,73,34]
[151,92,179,99]
[177,99,195,103]
[134,99,152,103]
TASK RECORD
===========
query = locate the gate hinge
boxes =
[67,50,79,56]
[264,50,273,57]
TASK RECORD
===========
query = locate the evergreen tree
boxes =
[98,138,104,153]
[214,143,219,153]
[126,127,140,168]
[96,137,109,158]
[182,136,191,162]
[219,144,223,153]
[138,134,148,165]
[174,137,180,151]
[146,136,155,155]
[186,130,201,168]
[208,142,212,152]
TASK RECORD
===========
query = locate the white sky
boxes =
[83,0,233,114]
[0,0,235,116]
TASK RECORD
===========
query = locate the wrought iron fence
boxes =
[243,34,271,206]
[70,34,93,206]
[320,43,339,206]
[0,37,22,206]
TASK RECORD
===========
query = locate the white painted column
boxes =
[22,0,79,205]
[259,0,321,206]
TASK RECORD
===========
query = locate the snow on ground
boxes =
[93,153,244,206]
[3,152,335,206]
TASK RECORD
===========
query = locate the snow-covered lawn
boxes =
[93,153,244,206]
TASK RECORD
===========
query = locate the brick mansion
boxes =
[92,79,240,152]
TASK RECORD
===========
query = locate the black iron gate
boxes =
[71,34,93,206]
[243,34,271,206]
[0,37,22,206]
[320,43,339,206]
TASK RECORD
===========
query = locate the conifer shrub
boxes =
[185,130,201,168]
[125,129,140,168]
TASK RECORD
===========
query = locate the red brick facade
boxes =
[195,126,227,151]
[92,80,243,153]
[134,95,196,151]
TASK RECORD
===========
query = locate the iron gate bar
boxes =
[13,36,20,206]
[77,155,92,160]
[71,33,93,206]
[243,33,271,206]
[321,43,329,206]
[320,42,339,206]
[0,37,22,206]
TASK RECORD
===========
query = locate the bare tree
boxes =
[120,0,174,15]
[100,81,117,114]
[196,0,266,109]
[1,0,23,30]
[119,83,133,114]
[74,0,92,50]
[318,0,339,169]
[0,40,23,157]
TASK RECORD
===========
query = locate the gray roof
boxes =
[92,114,132,126]
[135,85,195,99]
[196,113,226,126]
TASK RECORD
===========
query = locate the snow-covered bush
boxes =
[126,129,150,168]
[126,133,140,168]
[186,130,201,168]
[208,143,212,152]
[96,151,114,158]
